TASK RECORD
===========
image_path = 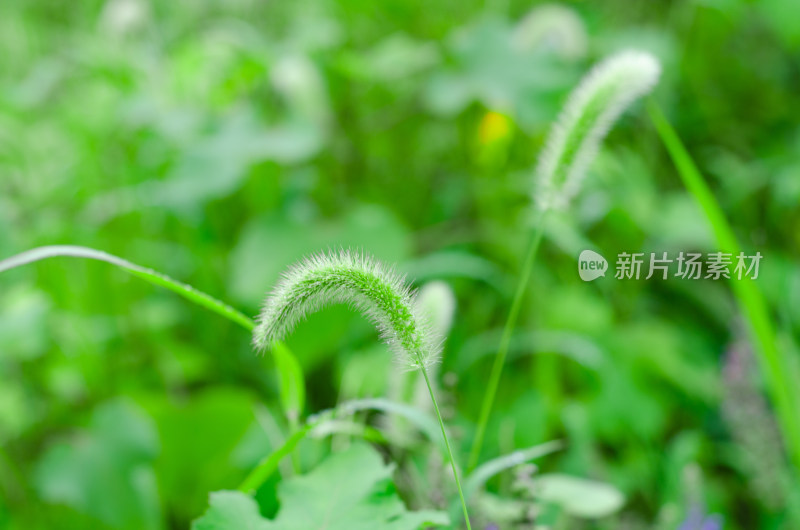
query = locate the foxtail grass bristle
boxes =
[253,249,439,371]
[535,49,661,210]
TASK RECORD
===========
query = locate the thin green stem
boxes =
[420,366,472,530]
[648,100,800,471]
[239,421,317,493]
[238,398,447,494]
[468,214,547,471]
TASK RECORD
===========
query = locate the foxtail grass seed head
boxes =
[254,250,439,371]
[535,50,661,210]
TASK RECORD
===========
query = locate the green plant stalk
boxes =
[421,366,472,530]
[648,101,800,471]
[239,398,451,492]
[468,214,547,471]
[239,421,317,494]
[287,415,302,474]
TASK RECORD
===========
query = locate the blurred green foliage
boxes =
[2,0,800,528]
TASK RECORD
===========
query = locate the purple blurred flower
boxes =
[678,505,723,530]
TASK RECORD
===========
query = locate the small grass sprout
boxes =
[253,249,472,529]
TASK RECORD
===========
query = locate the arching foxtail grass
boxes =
[253,250,472,529]
[648,101,800,473]
[0,246,465,520]
[468,50,661,470]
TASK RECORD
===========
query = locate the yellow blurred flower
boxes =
[477,110,513,147]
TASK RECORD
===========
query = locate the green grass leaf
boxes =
[0,245,253,331]
[648,101,800,472]
[0,245,307,431]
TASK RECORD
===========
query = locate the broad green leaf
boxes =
[338,33,439,82]
[0,378,40,443]
[192,491,270,530]
[457,329,605,373]
[453,440,563,523]
[151,114,324,209]
[400,250,508,292]
[198,443,448,530]
[339,398,443,451]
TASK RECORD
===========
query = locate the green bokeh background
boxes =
[2,0,799,528]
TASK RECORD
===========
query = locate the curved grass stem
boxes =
[468,214,547,471]
[0,245,256,331]
[0,246,309,438]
